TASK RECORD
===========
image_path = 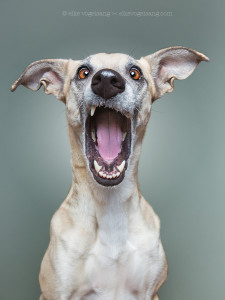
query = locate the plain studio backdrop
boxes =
[1,0,224,299]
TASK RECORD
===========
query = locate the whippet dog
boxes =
[11,46,209,300]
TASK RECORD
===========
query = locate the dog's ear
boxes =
[142,47,209,101]
[11,59,72,102]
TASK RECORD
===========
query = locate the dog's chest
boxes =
[79,203,165,299]
[84,233,160,297]
[52,198,166,299]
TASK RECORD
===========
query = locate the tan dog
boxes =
[11,47,209,300]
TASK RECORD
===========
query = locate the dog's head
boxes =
[11,47,209,187]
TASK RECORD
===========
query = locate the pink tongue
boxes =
[96,110,123,162]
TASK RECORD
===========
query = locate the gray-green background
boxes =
[1,0,224,299]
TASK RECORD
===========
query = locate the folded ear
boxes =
[143,46,209,101]
[11,59,70,102]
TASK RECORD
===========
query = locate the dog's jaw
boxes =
[84,106,134,187]
[66,95,143,190]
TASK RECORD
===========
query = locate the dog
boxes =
[11,46,209,300]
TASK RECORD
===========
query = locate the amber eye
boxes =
[78,67,90,79]
[130,68,141,80]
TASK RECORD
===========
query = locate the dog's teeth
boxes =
[94,160,102,173]
[91,130,96,142]
[117,160,125,173]
[122,132,127,141]
[96,162,124,179]
[90,106,96,116]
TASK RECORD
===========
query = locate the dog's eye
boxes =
[78,67,90,79]
[130,68,141,80]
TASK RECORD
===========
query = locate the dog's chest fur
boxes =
[49,189,167,300]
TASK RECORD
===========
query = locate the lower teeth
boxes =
[94,161,124,179]
[98,170,121,179]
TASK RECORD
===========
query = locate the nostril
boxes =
[111,77,124,90]
[111,77,117,85]
[110,77,121,87]
[92,75,101,86]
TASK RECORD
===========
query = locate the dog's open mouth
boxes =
[85,107,131,186]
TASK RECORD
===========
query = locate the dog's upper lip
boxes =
[88,104,132,119]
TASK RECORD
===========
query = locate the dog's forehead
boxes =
[87,53,135,70]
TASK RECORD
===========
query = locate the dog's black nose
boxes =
[91,69,125,100]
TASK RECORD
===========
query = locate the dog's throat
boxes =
[95,109,123,162]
